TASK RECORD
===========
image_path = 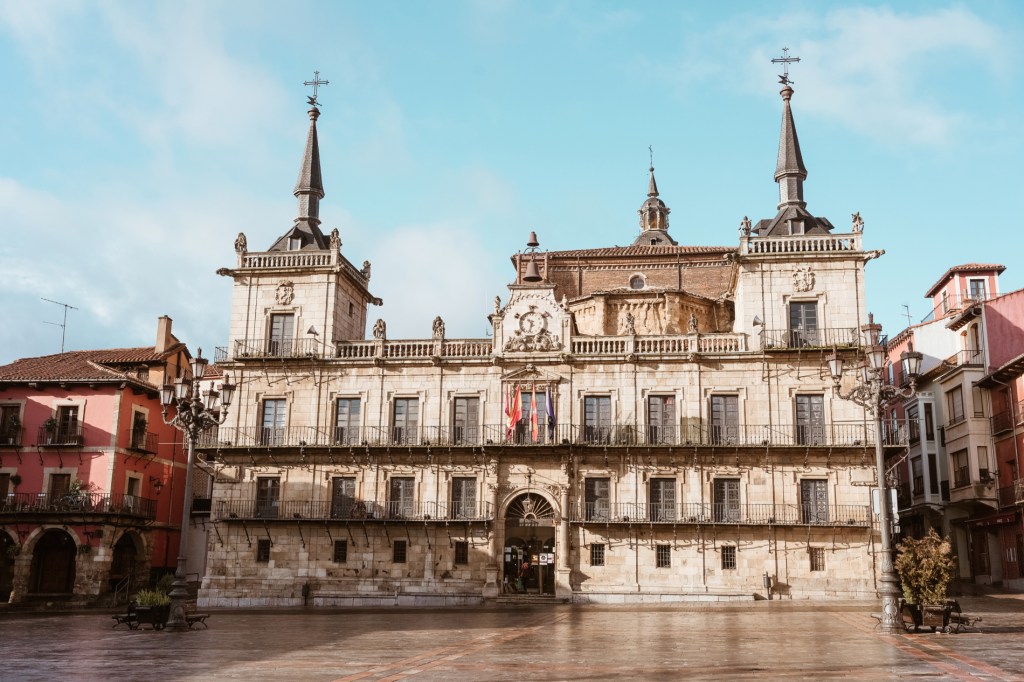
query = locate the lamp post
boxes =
[827,316,922,633]
[160,349,235,632]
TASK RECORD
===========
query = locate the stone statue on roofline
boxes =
[330,227,341,252]
[372,319,386,340]
[432,316,445,339]
[234,232,247,254]
[851,212,864,233]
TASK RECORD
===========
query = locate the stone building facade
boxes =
[197,82,905,607]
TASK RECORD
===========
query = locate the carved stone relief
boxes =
[793,265,815,292]
[275,280,295,305]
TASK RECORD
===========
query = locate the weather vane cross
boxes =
[771,47,800,86]
[648,145,654,168]
[304,70,329,107]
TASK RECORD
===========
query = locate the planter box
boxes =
[134,604,170,630]
[900,601,954,633]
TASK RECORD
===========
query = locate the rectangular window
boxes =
[928,454,939,495]
[333,539,348,563]
[978,446,990,480]
[389,477,415,518]
[452,397,480,445]
[392,398,419,445]
[255,476,280,518]
[585,477,611,521]
[48,473,71,499]
[256,538,271,563]
[334,398,361,445]
[454,541,469,565]
[972,386,985,417]
[714,478,741,522]
[268,313,295,356]
[513,389,550,444]
[941,290,949,314]
[710,395,739,445]
[969,279,987,299]
[789,301,819,347]
[55,405,80,445]
[649,478,676,522]
[330,477,356,519]
[0,405,19,445]
[924,404,935,440]
[656,544,671,568]
[907,406,920,443]
[809,547,826,572]
[0,473,10,499]
[590,544,605,567]
[583,396,612,444]
[952,449,970,488]
[947,387,965,425]
[130,411,148,450]
[911,457,924,495]
[647,395,676,444]
[795,395,825,445]
[721,545,737,570]
[393,539,407,563]
[800,479,829,524]
[261,399,287,446]
[451,477,477,518]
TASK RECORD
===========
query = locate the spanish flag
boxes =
[505,385,522,440]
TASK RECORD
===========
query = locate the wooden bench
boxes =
[111,603,139,630]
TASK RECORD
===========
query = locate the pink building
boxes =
[885,264,1024,590]
[0,317,194,606]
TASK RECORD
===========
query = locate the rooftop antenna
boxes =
[303,70,329,107]
[902,304,913,328]
[41,297,78,354]
[771,47,800,86]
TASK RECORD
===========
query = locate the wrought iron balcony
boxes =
[214,498,493,522]
[0,492,156,520]
[761,327,860,350]
[127,429,158,454]
[232,338,321,360]
[196,420,908,450]
[571,502,871,526]
[37,423,84,447]
[941,350,985,372]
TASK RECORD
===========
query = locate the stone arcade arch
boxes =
[29,528,77,595]
[502,492,558,595]
[109,531,144,594]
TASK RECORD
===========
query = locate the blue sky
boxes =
[1,1,1022,364]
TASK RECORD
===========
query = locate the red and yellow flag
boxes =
[505,385,522,440]
[530,384,538,442]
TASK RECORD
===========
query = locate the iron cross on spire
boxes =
[304,70,329,107]
[771,47,800,86]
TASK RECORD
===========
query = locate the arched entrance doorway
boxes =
[109,533,139,594]
[30,529,76,595]
[503,493,556,595]
[0,532,15,602]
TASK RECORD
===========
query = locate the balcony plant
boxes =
[894,529,957,632]
[3,414,19,443]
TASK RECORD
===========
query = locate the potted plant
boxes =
[43,417,57,444]
[133,588,171,630]
[894,529,957,632]
[3,413,19,444]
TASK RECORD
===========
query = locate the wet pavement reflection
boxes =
[2,597,1023,680]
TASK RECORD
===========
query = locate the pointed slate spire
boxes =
[268,105,329,251]
[647,164,660,198]
[295,106,325,226]
[774,84,807,210]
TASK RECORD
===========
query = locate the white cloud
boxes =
[668,5,1008,146]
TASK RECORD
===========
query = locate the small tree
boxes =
[894,529,956,604]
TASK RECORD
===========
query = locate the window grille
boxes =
[454,541,469,565]
[333,540,348,563]
[256,539,271,563]
[656,544,671,568]
[393,540,407,563]
[590,544,605,567]
[721,545,736,570]
[810,547,826,572]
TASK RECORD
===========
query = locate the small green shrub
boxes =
[135,588,171,607]
[155,573,176,595]
[894,529,956,604]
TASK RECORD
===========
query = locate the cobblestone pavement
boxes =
[2,596,1023,681]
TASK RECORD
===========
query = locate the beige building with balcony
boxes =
[196,82,903,607]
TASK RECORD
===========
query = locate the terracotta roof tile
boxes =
[924,263,1006,298]
[544,245,735,259]
[0,348,161,386]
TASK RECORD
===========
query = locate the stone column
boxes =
[555,485,572,598]
[482,479,502,598]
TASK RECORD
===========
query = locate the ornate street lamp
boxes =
[160,349,235,631]
[827,316,922,633]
